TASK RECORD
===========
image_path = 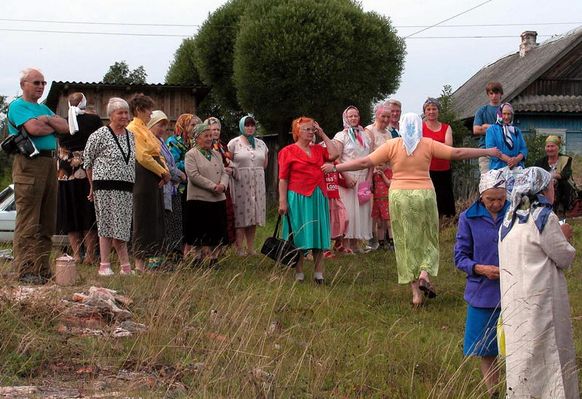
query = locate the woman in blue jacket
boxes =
[485,103,527,170]
[454,169,508,398]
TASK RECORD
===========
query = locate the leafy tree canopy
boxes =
[167,0,405,143]
[103,61,148,84]
[165,38,202,85]
[193,0,247,113]
[233,0,405,141]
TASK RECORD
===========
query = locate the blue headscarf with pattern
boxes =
[500,166,553,240]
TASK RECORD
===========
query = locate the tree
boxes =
[192,0,247,113]
[165,38,202,85]
[233,0,405,144]
[103,61,148,84]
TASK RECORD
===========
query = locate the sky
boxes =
[1,0,580,119]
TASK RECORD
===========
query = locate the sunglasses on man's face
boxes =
[27,80,47,86]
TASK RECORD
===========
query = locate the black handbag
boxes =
[260,213,301,268]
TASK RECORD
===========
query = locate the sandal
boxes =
[323,250,335,259]
[98,262,114,277]
[419,278,437,299]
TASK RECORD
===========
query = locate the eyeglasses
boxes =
[27,80,47,86]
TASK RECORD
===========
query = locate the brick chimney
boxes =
[519,31,538,57]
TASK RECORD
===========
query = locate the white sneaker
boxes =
[98,267,114,276]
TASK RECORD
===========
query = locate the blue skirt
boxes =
[463,304,500,357]
[282,187,330,250]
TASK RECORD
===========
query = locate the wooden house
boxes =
[45,81,210,127]
[452,27,582,153]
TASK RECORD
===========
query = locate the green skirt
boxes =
[283,187,330,250]
[389,189,439,284]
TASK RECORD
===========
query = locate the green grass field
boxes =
[1,216,581,398]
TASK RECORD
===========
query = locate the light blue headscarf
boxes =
[399,113,423,156]
[239,115,256,149]
[500,166,553,240]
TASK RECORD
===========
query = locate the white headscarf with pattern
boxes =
[399,112,423,156]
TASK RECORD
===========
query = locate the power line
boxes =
[0,27,558,40]
[407,35,554,39]
[0,17,198,27]
[0,28,192,38]
[405,0,493,38]
[0,16,579,29]
[399,22,582,28]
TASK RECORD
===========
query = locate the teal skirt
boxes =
[282,187,330,250]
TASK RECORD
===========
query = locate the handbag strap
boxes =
[272,212,294,239]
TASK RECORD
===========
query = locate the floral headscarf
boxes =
[239,115,257,149]
[342,106,367,148]
[496,102,516,150]
[399,113,423,156]
[500,166,553,240]
[175,113,202,147]
[479,169,506,194]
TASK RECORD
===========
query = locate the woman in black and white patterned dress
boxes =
[84,97,136,276]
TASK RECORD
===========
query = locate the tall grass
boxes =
[0,218,581,398]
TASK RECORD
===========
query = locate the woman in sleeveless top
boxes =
[422,98,455,218]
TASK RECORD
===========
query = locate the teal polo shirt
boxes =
[7,97,57,151]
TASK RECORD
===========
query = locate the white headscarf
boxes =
[479,169,506,194]
[67,93,87,135]
[399,112,422,156]
[500,166,553,240]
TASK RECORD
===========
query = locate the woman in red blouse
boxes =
[422,98,456,218]
[278,117,339,284]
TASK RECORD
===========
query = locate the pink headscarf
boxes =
[342,105,366,147]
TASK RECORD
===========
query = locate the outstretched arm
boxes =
[321,156,373,174]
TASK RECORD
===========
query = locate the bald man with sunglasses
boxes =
[7,67,69,284]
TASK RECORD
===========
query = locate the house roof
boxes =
[45,81,210,111]
[452,26,582,120]
[511,94,582,113]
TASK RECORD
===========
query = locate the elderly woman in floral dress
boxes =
[84,98,135,276]
[228,115,268,256]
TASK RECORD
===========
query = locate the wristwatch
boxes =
[332,164,337,173]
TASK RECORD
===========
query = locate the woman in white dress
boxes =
[227,115,268,256]
[332,106,373,253]
[499,166,578,399]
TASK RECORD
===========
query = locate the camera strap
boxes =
[6,101,29,137]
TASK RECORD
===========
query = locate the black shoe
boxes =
[19,273,48,285]
[314,278,325,285]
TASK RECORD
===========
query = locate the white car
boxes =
[0,185,68,245]
[0,184,16,242]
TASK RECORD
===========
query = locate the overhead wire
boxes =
[404,0,494,38]
[0,16,579,29]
